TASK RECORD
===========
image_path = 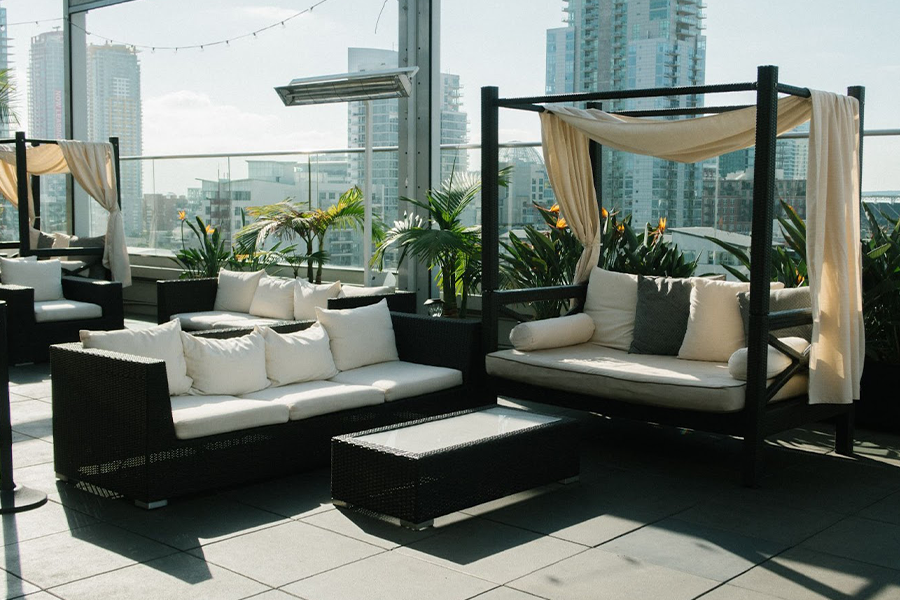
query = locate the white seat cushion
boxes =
[170,395,289,440]
[214,269,266,313]
[80,319,193,396]
[34,300,103,323]
[242,380,384,421]
[173,311,282,331]
[486,343,807,414]
[329,360,463,402]
[338,285,393,298]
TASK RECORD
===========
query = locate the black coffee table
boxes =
[331,405,580,529]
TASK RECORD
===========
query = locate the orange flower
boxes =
[556,217,568,229]
[616,223,625,234]
[658,217,667,233]
[177,210,186,221]
[549,204,560,213]
[601,207,609,219]
[205,224,215,234]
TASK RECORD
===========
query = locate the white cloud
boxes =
[236,6,300,22]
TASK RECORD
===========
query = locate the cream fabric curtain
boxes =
[540,91,862,404]
[0,142,132,286]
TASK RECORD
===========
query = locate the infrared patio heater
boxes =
[274,67,418,285]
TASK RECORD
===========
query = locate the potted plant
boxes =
[173,213,230,278]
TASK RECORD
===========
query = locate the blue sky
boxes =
[5,0,900,191]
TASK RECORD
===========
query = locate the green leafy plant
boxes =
[374,168,510,318]
[599,211,698,277]
[173,214,230,278]
[704,199,807,287]
[0,69,18,126]
[861,203,900,364]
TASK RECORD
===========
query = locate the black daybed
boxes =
[480,65,865,485]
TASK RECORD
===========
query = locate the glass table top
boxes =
[354,407,561,454]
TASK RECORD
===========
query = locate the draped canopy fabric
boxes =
[539,91,862,405]
[0,142,131,286]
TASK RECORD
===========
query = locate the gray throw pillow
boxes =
[36,230,55,249]
[738,286,812,342]
[629,275,693,355]
[69,235,105,264]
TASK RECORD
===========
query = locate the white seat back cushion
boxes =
[213,269,266,313]
[259,324,339,386]
[315,298,398,371]
[1,258,64,301]
[181,330,269,395]
[249,276,296,320]
[510,313,595,351]
[81,319,193,396]
[35,300,102,323]
[294,279,341,320]
[678,279,751,362]
[582,267,638,351]
[338,285,393,298]
[170,395,289,440]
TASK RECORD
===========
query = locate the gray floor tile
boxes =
[730,547,900,600]
[859,490,900,526]
[9,392,34,404]
[1,500,97,547]
[674,496,844,546]
[239,591,302,600]
[0,569,39,600]
[282,551,495,600]
[301,505,467,550]
[800,516,900,571]
[10,437,54,469]
[50,551,269,600]
[7,463,58,496]
[397,517,587,584]
[470,588,544,600]
[190,520,382,587]
[509,547,718,600]
[9,400,53,440]
[8,381,52,401]
[108,495,289,551]
[1,522,175,588]
[600,517,785,582]
[697,584,790,600]
[853,432,900,468]
[223,469,334,519]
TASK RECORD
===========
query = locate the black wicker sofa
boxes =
[50,313,486,508]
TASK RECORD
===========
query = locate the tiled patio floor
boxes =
[3,323,900,599]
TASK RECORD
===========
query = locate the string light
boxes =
[64,0,332,54]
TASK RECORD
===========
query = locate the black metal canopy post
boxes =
[744,65,779,487]
[32,142,42,231]
[110,136,122,209]
[481,86,500,354]
[15,132,30,255]
[587,101,604,243]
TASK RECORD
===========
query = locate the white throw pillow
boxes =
[338,285,394,298]
[259,324,339,386]
[180,330,269,395]
[582,267,638,351]
[80,320,193,396]
[0,258,64,301]
[213,269,266,313]
[510,313,595,352]
[249,276,296,320]
[52,232,73,249]
[679,279,786,362]
[315,299,398,371]
[727,337,810,380]
[294,279,341,320]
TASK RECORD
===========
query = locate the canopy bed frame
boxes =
[0,131,126,281]
[480,65,864,485]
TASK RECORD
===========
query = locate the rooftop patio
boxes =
[2,320,898,600]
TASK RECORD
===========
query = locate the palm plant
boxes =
[0,69,17,127]
[374,168,510,318]
[861,203,900,363]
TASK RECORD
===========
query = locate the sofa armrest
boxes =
[50,343,176,489]
[62,277,124,324]
[329,290,417,314]
[391,313,483,385]
[157,278,218,323]
[0,284,36,363]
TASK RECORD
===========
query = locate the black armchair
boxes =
[0,276,124,364]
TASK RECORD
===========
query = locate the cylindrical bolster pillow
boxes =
[509,313,596,352]
[727,336,809,380]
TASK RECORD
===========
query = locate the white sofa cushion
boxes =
[242,380,384,421]
[181,330,269,395]
[316,299,398,371]
[582,267,638,351]
[727,337,810,381]
[214,269,266,313]
[329,360,463,402]
[1,258,64,301]
[81,319,193,396]
[338,285,393,298]
[174,311,282,331]
[509,313,595,352]
[294,279,341,320]
[170,395,289,440]
[486,343,807,413]
[259,324,338,386]
[249,276,296,320]
[36,300,102,323]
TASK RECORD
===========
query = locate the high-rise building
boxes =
[87,43,142,238]
[545,0,707,228]
[0,2,10,140]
